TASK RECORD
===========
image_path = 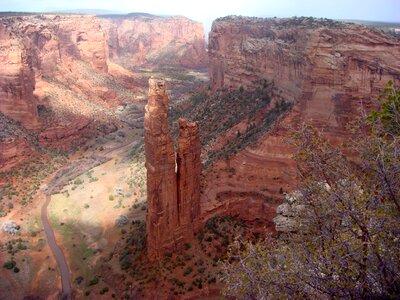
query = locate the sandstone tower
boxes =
[145,78,201,259]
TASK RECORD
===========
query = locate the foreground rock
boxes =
[273,191,304,232]
[145,78,201,259]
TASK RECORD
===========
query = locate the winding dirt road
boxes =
[41,194,72,300]
[39,138,141,299]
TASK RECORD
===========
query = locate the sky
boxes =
[0,0,399,33]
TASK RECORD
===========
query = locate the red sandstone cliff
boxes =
[203,16,400,223]
[0,113,36,171]
[100,15,208,69]
[145,78,201,258]
[209,17,400,126]
[177,118,201,227]
[0,21,40,130]
[0,14,108,129]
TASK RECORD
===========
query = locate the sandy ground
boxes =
[0,126,145,299]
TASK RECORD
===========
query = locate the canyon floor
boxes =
[0,67,217,299]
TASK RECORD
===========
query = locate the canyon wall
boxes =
[0,113,36,171]
[145,78,201,259]
[204,16,400,224]
[0,21,40,130]
[100,15,208,68]
[209,17,400,134]
[0,14,108,129]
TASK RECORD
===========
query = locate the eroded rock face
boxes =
[101,15,208,68]
[0,13,208,171]
[0,14,108,130]
[145,78,178,257]
[0,112,37,171]
[177,118,201,227]
[0,22,40,130]
[209,17,400,131]
[204,16,400,228]
[145,79,201,258]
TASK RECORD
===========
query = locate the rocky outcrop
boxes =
[273,191,304,232]
[0,22,40,129]
[145,78,201,259]
[0,112,36,171]
[0,138,33,171]
[177,118,201,227]
[100,15,208,68]
[204,16,400,228]
[0,14,108,130]
[209,17,400,133]
[145,78,179,257]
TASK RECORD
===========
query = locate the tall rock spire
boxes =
[177,118,201,227]
[145,78,178,258]
[144,78,201,259]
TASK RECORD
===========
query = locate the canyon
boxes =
[0,13,207,171]
[202,16,400,222]
[0,12,399,300]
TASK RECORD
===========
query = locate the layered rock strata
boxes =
[177,118,201,227]
[0,14,108,129]
[145,78,201,258]
[209,17,400,136]
[203,16,400,224]
[100,15,208,68]
[0,22,40,129]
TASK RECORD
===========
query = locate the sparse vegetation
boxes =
[169,80,292,166]
[89,276,99,286]
[221,83,400,299]
[0,150,68,214]
[73,178,84,185]
[3,260,16,270]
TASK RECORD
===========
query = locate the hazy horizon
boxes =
[0,0,399,34]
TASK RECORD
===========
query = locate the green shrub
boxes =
[73,178,83,185]
[3,260,16,270]
[17,243,27,250]
[89,276,99,286]
[99,287,109,295]
[183,266,193,276]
